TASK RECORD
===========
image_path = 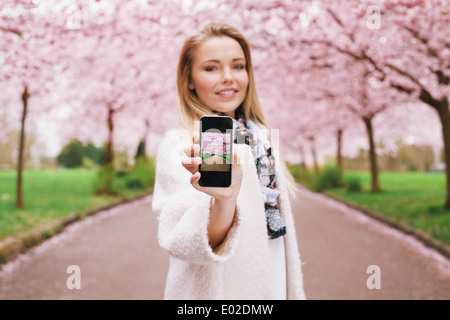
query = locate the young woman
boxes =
[152,24,306,300]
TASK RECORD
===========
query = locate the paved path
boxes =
[1,186,449,300]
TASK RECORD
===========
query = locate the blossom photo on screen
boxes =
[201,132,231,172]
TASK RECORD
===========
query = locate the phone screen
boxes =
[199,116,233,187]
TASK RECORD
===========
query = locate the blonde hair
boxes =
[176,23,298,199]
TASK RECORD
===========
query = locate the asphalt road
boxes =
[1,186,449,300]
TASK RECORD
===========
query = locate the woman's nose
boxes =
[221,67,233,83]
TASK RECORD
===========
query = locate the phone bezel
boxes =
[198,115,233,188]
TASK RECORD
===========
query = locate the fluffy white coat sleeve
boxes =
[151,129,242,264]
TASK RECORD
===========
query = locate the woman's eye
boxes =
[204,65,245,71]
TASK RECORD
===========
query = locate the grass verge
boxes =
[0,164,154,264]
[288,166,450,249]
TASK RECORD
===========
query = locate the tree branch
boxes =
[402,25,440,59]
[385,62,425,90]
[418,88,437,107]
[302,39,384,74]
[0,26,22,37]
[390,83,415,94]
[430,67,450,85]
[326,8,355,42]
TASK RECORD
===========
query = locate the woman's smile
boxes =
[216,88,238,98]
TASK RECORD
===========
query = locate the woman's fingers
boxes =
[190,172,210,194]
[181,132,201,175]
[183,142,200,158]
[182,155,201,166]
[193,131,199,145]
[181,155,201,174]
[181,136,201,175]
[190,171,201,186]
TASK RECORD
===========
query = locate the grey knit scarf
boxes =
[214,109,287,239]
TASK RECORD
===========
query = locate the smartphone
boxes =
[198,115,234,187]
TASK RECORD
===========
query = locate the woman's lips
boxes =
[216,88,238,98]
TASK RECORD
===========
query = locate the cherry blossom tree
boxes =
[42,0,184,192]
[1,0,445,206]
[0,0,68,207]
[296,0,449,202]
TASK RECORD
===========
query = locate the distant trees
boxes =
[341,141,437,173]
[57,140,105,168]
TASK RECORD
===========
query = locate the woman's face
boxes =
[189,36,249,118]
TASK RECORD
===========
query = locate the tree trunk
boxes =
[336,128,343,171]
[16,86,29,208]
[308,136,319,172]
[417,88,450,208]
[135,139,146,161]
[363,116,381,193]
[140,119,150,164]
[105,106,114,168]
[298,145,307,170]
[433,97,450,208]
[103,106,115,194]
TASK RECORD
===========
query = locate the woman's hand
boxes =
[181,132,243,201]
[181,131,243,249]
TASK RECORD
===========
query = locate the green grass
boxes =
[0,167,153,240]
[288,166,450,246]
[202,153,231,161]
[329,171,450,245]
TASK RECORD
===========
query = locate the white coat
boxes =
[152,127,306,300]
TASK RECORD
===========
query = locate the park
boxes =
[0,0,449,300]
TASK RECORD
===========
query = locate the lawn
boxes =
[289,167,450,246]
[0,168,152,240]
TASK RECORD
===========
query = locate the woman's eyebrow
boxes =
[200,58,246,64]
